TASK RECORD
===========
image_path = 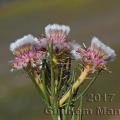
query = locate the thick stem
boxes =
[33,71,50,106]
[59,65,91,107]
[33,71,44,93]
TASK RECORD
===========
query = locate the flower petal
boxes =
[10,34,39,52]
[45,24,70,44]
[45,24,70,37]
[71,43,81,59]
[91,37,116,61]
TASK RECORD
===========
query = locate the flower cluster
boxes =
[10,24,116,73]
[10,24,72,71]
[9,24,116,120]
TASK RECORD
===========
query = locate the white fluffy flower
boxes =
[45,24,70,37]
[9,34,44,71]
[10,34,39,52]
[71,42,81,59]
[91,37,116,61]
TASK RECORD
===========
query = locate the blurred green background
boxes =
[0,0,120,120]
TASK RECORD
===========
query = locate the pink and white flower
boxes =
[45,24,72,56]
[45,24,70,44]
[72,37,116,71]
[10,34,45,71]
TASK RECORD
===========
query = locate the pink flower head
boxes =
[45,24,70,44]
[45,24,72,55]
[73,37,116,71]
[10,34,44,71]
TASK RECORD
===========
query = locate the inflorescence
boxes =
[9,24,116,120]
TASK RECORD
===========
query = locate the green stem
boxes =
[62,108,67,120]
[59,65,91,107]
[81,71,101,96]
[79,95,83,120]
[51,114,58,120]
[26,70,48,104]
[41,63,50,106]
[71,110,75,120]
[77,71,101,120]
[48,43,58,120]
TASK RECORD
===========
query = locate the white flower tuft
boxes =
[45,24,70,37]
[10,34,39,52]
[71,43,81,59]
[91,37,116,61]
[39,38,48,48]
